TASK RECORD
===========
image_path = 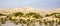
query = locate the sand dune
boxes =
[0,7,60,16]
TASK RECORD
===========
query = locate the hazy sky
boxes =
[0,0,60,9]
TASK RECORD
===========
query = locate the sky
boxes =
[0,0,60,9]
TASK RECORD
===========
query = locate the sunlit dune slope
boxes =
[0,7,60,16]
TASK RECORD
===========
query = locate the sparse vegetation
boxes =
[0,8,60,26]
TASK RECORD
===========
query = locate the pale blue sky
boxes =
[0,0,60,9]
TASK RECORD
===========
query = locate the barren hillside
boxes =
[0,7,60,16]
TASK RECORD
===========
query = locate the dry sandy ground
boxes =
[0,7,60,26]
[0,7,60,16]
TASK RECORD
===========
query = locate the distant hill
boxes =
[0,7,60,16]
